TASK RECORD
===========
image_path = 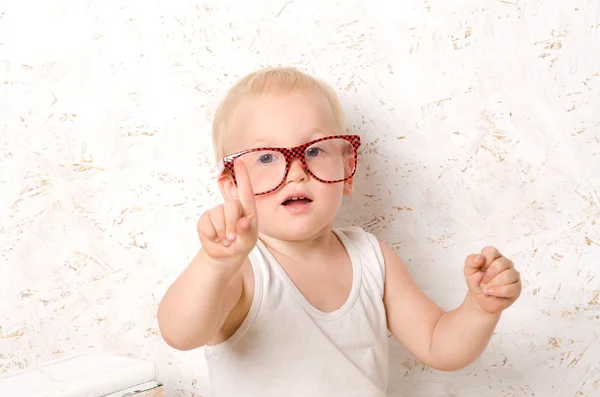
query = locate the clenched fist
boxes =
[197,159,258,271]
[464,247,522,315]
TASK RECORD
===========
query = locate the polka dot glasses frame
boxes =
[219,135,362,196]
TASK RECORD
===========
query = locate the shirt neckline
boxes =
[256,228,362,321]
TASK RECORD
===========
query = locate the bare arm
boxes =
[157,251,244,350]
[158,159,258,350]
[381,242,521,371]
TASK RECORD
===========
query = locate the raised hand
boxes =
[197,159,258,270]
[464,247,522,314]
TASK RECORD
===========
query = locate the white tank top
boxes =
[204,226,389,397]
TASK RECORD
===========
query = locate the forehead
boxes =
[226,90,338,153]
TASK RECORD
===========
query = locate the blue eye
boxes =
[306,147,322,157]
[259,154,274,164]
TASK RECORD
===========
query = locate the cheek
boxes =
[317,183,345,204]
[254,195,278,214]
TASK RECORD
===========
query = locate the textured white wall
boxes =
[1,0,599,395]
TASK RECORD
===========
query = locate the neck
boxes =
[258,224,337,262]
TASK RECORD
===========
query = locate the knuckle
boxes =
[482,246,499,256]
[198,215,211,231]
[207,207,220,220]
[198,210,210,224]
[497,258,511,270]
[490,261,503,273]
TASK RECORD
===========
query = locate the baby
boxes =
[157,67,522,396]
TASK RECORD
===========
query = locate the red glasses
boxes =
[219,135,361,196]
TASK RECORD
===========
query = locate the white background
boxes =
[1,0,599,395]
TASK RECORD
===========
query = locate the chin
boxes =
[262,217,335,242]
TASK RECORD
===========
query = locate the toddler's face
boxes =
[219,90,353,241]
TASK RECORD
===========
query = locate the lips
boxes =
[281,193,313,206]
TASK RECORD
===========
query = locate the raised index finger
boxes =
[234,158,256,216]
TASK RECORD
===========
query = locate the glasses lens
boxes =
[305,138,356,182]
[239,150,286,194]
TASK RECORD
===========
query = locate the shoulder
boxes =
[376,240,401,264]
[335,226,409,277]
[334,225,380,248]
[335,226,387,292]
[335,226,388,255]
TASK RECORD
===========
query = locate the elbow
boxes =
[431,363,469,372]
[161,334,197,351]
[157,308,200,351]
[157,312,209,351]
[160,333,180,350]
[424,358,476,372]
[158,323,186,350]
[158,323,204,351]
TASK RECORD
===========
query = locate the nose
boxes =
[285,158,309,184]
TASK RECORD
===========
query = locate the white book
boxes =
[103,381,163,397]
[0,353,159,397]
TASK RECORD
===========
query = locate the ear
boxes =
[343,176,354,196]
[218,172,238,201]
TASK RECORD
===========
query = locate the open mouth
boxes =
[282,196,313,206]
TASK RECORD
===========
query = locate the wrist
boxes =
[464,293,502,321]
[193,249,244,283]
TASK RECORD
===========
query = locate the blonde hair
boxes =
[211,67,345,161]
